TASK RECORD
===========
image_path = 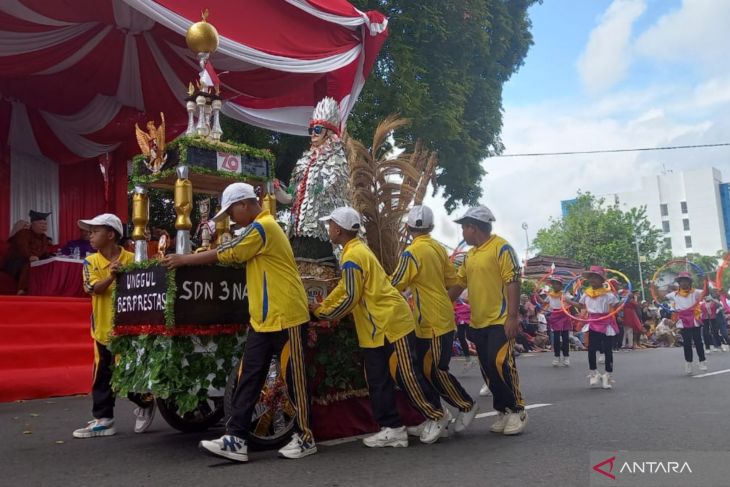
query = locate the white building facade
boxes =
[609,167,727,256]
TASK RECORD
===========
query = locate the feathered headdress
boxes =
[310,97,341,135]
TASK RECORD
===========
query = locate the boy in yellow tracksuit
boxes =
[391,206,477,435]
[163,183,315,462]
[448,206,528,436]
[73,214,155,438]
[312,207,450,447]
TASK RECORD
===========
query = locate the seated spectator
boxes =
[60,228,94,258]
[2,211,53,294]
[654,318,676,347]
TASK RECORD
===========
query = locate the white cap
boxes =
[454,205,496,224]
[78,213,124,236]
[213,182,258,221]
[407,205,434,229]
[319,207,362,232]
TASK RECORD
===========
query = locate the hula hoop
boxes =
[560,268,632,323]
[714,253,730,311]
[649,259,708,308]
[531,270,577,302]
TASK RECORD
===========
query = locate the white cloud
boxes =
[425,86,730,262]
[635,0,730,73]
[577,0,646,93]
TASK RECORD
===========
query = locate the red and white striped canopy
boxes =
[0,0,388,165]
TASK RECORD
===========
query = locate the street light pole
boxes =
[522,222,529,263]
[634,231,646,302]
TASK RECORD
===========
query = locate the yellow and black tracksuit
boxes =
[315,238,444,427]
[456,234,525,413]
[83,248,151,418]
[218,210,313,442]
[391,235,474,412]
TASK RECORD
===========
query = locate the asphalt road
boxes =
[3,347,730,487]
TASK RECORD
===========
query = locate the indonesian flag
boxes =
[200,61,220,90]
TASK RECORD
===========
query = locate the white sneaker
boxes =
[199,434,248,462]
[563,357,570,366]
[552,357,561,367]
[598,355,605,364]
[722,344,729,352]
[685,362,693,375]
[699,361,708,371]
[710,345,717,353]
[589,371,600,388]
[133,402,156,434]
[489,412,508,434]
[706,347,712,354]
[479,384,491,396]
[278,433,317,459]
[454,403,479,433]
[73,418,115,438]
[420,409,452,444]
[601,373,613,389]
[407,421,448,438]
[502,409,528,436]
[363,427,408,448]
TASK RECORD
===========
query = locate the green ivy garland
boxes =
[109,333,245,415]
[129,136,275,190]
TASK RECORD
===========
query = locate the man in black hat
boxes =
[3,210,53,294]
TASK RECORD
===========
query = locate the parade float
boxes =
[109,13,436,445]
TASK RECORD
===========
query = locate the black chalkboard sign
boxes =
[115,265,167,326]
[174,265,249,325]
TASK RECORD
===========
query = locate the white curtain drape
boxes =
[10,150,60,243]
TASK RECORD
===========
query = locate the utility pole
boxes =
[634,231,646,301]
[522,222,530,264]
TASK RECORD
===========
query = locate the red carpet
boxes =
[0,296,93,402]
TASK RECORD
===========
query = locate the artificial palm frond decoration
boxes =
[343,115,438,274]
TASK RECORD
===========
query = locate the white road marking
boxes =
[692,368,730,378]
[319,403,553,446]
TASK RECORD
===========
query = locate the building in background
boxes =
[562,167,729,257]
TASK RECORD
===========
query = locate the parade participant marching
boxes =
[312,207,450,447]
[577,266,620,389]
[542,276,573,367]
[662,272,707,375]
[700,295,725,353]
[73,214,156,438]
[447,206,528,436]
[163,183,316,462]
[390,206,478,435]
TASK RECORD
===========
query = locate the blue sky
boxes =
[426,0,730,258]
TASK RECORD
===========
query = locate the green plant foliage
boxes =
[109,334,245,415]
[309,321,367,397]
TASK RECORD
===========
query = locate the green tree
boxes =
[221,1,538,210]
[532,193,670,297]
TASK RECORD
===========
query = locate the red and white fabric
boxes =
[0,0,388,165]
[0,1,387,241]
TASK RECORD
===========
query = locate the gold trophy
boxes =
[214,207,231,247]
[132,186,149,262]
[174,166,193,254]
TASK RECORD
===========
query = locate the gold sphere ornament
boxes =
[185,9,219,54]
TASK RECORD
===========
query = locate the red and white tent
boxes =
[0,0,387,243]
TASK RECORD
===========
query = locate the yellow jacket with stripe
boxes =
[83,248,134,345]
[390,234,459,338]
[456,234,520,328]
[217,211,309,332]
[314,238,415,348]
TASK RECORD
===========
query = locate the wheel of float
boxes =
[224,356,297,449]
[156,395,225,433]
